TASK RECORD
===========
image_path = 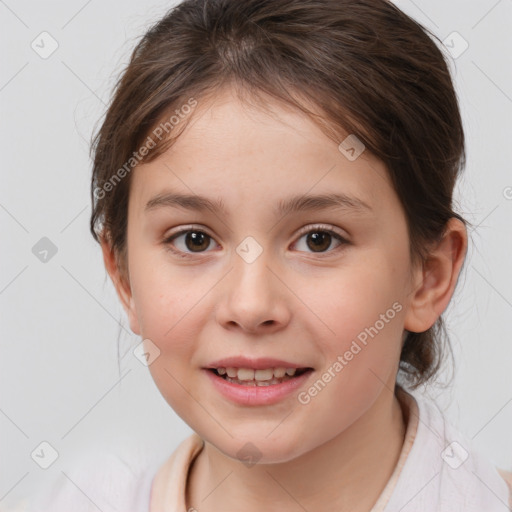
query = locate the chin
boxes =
[211,430,309,465]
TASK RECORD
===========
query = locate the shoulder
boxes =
[22,444,160,512]
[390,387,512,510]
[150,433,205,511]
[497,468,512,508]
[498,468,512,486]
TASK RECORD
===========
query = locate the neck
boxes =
[186,386,407,512]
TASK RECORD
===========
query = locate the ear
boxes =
[404,218,468,333]
[100,237,141,335]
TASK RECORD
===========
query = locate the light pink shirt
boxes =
[15,387,512,511]
[149,387,512,511]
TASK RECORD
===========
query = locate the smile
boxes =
[211,367,311,386]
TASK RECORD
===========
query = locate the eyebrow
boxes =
[144,191,373,216]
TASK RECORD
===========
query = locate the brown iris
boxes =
[306,231,332,252]
[184,231,210,252]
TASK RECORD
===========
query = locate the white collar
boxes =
[149,387,511,511]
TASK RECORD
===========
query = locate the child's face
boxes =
[118,86,420,462]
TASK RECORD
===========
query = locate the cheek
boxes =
[292,267,404,443]
[295,256,405,403]
[300,259,404,344]
[128,248,202,353]
[128,258,205,418]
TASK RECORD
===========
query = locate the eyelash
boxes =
[162,224,349,259]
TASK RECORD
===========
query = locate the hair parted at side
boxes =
[90,0,470,389]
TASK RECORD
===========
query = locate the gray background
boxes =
[1,0,511,507]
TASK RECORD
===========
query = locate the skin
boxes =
[101,85,468,511]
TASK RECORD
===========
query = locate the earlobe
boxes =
[99,237,141,336]
[404,218,468,333]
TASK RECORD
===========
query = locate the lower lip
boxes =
[203,369,314,406]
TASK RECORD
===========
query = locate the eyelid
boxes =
[163,224,212,239]
[162,225,218,259]
[294,223,348,241]
[163,223,348,243]
[162,224,217,247]
[162,222,350,258]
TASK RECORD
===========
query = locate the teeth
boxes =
[226,367,238,378]
[238,368,255,381]
[273,367,286,378]
[218,367,299,381]
[225,376,292,386]
[255,369,273,381]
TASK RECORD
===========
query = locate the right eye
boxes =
[163,228,218,258]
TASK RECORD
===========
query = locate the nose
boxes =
[215,247,292,334]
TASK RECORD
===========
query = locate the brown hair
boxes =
[90,0,471,389]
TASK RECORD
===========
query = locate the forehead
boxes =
[130,86,396,218]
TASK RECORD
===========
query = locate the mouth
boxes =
[207,366,314,386]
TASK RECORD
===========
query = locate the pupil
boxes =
[307,232,330,252]
[186,232,209,252]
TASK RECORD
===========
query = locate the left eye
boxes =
[293,228,347,253]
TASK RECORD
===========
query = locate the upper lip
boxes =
[205,356,313,370]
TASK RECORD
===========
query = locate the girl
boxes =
[22,0,512,510]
